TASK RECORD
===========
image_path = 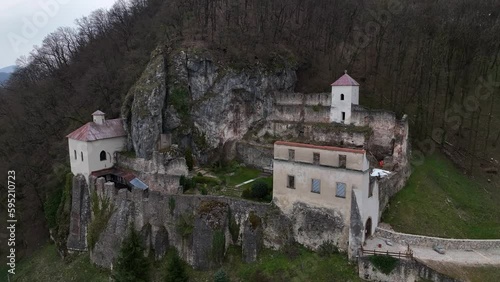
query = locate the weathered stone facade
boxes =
[116,151,188,194]
[358,256,460,282]
[83,177,350,270]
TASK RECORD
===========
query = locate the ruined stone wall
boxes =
[235,141,274,169]
[274,92,331,106]
[377,166,411,218]
[271,92,331,123]
[303,106,331,122]
[352,108,397,158]
[358,256,460,282]
[375,227,500,250]
[116,152,187,194]
[85,179,349,270]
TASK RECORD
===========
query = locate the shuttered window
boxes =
[336,182,346,198]
[311,179,321,194]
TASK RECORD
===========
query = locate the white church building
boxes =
[66,111,127,182]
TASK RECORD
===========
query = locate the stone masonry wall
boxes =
[358,256,460,282]
[116,151,188,194]
[375,227,500,250]
[86,179,348,270]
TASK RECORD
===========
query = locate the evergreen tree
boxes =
[214,268,229,282]
[113,227,150,282]
[164,250,188,282]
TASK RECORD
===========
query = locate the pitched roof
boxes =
[92,110,105,115]
[275,141,365,154]
[331,73,360,86]
[66,118,126,141]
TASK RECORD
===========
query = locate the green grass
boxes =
[186,246,362,282]
[382,152,500,239]
[4,244,109,282]
[225,167,262,187]
[7,244,361,282]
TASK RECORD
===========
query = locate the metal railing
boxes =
[360,246,413,259]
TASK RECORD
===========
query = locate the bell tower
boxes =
[330,71,359,124]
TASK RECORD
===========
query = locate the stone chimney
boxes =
[92,110,105,125]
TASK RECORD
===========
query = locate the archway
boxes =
[365,217,372,241]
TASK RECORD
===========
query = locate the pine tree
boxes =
[164,250,188,282]
[214,268,229,282]
[113,227,150,282]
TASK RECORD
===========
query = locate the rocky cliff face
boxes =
[122,48,167,159]
[123,48,296,161]
[85,178,349,270]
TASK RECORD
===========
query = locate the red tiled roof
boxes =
[331,73,360,86]
[66,118,126,141]
[275,141,365,154]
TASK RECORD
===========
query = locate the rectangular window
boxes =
[342,112,346,121]
[313,152,320,165]
[336,182,346,198]
[287,175,295,189]
[311,179,321,194]
[74,150,77,160]
[369,183,374,198]
[288,149,295,161]
[339,154,346,168]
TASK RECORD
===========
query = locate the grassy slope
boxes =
[4,244,360,282]
[3,244,109,282]
[187,246,362,282]
[382,152,500,239]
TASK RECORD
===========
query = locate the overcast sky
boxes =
[0,0,118,68]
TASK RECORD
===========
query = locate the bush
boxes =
[193,175,220,186]
[250,181,271,200]
[214,268,229,282]
[180,175,196,193]
[113,227,149,282]
[164,250,188,282]
[211,230,226,266]
[200,186,208,195]
[369,255,399,275]
[241,187,252,199]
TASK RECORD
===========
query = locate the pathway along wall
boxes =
[375,227,500,250]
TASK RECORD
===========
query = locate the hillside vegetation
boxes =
[0,0,499,257]
[4,243,361,282]
[382,152,500,239]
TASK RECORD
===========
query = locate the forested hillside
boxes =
[0,0,499,258]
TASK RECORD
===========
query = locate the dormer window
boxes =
[340,94,345,100]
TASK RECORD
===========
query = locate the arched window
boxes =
[100,150,107,161]
[81,152,84,162]
[74,150,77,160]
[340,94,345,101]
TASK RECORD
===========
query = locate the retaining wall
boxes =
[358,256,460,282]
[375,227,500,250]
